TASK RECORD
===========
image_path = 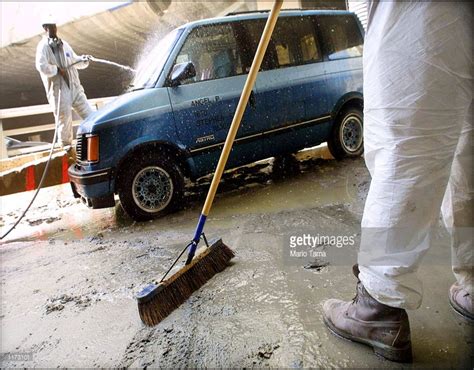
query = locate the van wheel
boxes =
[328,107,364,159]
[118,153,184,222]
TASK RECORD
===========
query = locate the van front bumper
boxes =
[68,165,116,209]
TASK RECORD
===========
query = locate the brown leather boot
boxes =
[322,266,413,362]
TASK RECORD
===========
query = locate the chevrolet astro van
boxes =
[68,10,364,221]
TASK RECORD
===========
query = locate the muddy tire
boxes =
[328,107,364,160]
[117,153,184,222]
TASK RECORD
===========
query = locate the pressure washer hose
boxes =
[68,56,135,72]
[1,90,61,240]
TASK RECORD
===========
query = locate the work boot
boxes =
[322,266,413,362]
[449,283,473,321]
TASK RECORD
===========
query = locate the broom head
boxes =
[137,238,235,326]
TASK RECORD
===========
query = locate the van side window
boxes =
[240,16,322,71]
[174,23,243,84]
[316,15,363,60]
[272,17,321,67]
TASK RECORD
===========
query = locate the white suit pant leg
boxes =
[71,85,93,120]
[442,103,473,295]
[357,2,472,309]
[51,87,73,146]
[358,110,463,310]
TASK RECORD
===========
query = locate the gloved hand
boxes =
[82,55,93,61]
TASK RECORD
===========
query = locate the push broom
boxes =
[136,0,283,326]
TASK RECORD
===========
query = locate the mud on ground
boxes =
[1,147,472,368]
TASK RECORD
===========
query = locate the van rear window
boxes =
[316,15,363,61]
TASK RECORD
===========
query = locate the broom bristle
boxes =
[137,239,235,326]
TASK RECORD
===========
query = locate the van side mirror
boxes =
[169,62,196,87]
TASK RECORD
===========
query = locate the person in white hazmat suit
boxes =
[323,1,472,363]
[35,18,93,147]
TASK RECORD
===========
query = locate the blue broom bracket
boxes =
[186,214,208,265]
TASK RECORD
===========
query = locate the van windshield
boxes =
[130,28,182,90]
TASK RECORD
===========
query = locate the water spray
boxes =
[88,56,136,73]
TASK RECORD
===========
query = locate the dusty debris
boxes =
[45,294,93,314]
[56,198,80,208]
[257,343,280,360]
[26,216,61,226]
[45,302,65,314]
[304,259,329,271]
[87,246,107,253]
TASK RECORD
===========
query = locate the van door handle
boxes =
[248,90,256,108]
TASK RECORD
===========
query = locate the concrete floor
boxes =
[1,148,472,368]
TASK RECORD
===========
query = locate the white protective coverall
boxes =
[36,36,93,146]
[358,1,473,309]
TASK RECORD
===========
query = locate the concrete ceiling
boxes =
[0,1,255,109]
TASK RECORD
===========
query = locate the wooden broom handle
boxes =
[201,0,283,216]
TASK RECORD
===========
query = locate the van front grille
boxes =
[76,135,86,163]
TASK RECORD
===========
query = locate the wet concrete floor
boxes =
[1,146,472,368]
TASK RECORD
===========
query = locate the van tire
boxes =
[117,153,184,222]
[328,107,364,160]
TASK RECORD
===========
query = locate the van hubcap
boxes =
[341,114,363,153]
[132,166,173,213]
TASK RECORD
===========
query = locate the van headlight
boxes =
[86,134,99,162]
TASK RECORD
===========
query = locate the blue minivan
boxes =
[69,10,364,221]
